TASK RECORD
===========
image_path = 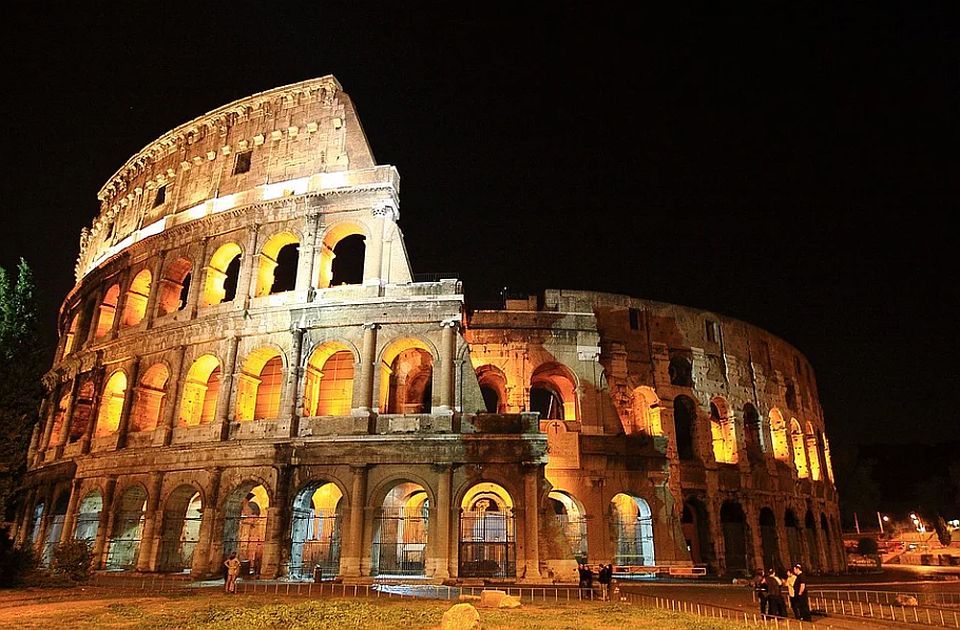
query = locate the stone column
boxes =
[260,466,292,578]
[743,497,764,573]
[362,205,388,284]
[157,346,186,446]
[342,465,368,577]
[295,212,321,293]
[135,471,164,572]
[143,254,165,329]
[192,467,222,578]
[521,465,543,582]
[111,270,131,337]
[92,476,117,569]
[81,368,106,455]
[432,464,453,579]
[353,324,378,415]
[55,377,82,453]
[217,335,241,440]
[283,327,304,438]
[59,478,83,543]
[116,358,141,449]
[84,286,105,348]
[437,320,458,413]
[188,238,210,317]
[238,226,260,306]
[15,487,37,546]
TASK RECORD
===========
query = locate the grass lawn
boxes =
[0,588,747,630]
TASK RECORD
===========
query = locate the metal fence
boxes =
[812,588,960,607]
[810,591,960,628]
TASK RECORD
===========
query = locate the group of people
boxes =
[578,563,616,601]
[752,563,812,621]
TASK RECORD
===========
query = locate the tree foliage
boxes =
[0,259,47,518]
[51,539,94,581]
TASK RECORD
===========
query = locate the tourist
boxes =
[752,569,768,615]
[224,551,242,594]
[598,563,612,601]
[792,563,812,621]
[784,566,800,619]
[764,568,786,617]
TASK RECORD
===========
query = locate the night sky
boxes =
[1,3,957,456]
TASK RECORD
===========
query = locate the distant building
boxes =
[16,77,841,580]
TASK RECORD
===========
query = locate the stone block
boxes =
[441,603,481,630]
[479,589,507,608]
[497,595,521,609]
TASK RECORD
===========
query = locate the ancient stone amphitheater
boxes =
[16,76,842,582]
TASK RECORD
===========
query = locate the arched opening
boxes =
[202,243,242,306]
[790,419,808,477]
[130,363,169,433]
[459,482,516,578]
[475,365,507,413]
[822,434,835,483]
[769,408,789,461]
[95,284,120,338]
[289,481,343,580]
[121,269,152,327]
[549,490,587,564]
[235,347,284,422]
[759,507,782,572]
[628,386,662,436]
[530,362,578,421]
[380,339,433,414]
[255,232,299,296]
[106,485,147,570]
[743,403,762,457]
[68,376,95,443]
[222,483,269,577]
[805,422,822,481]
[682,498,711,567]
[784,509,802,566]
[48,389,71,448]
[28,501,44,545]
[710,398,738,464]
[673,395,698,461]
[156,257,192,315]
[63,314,79,357]
[609,493,655,567]
[318,225,366,288]
[668,354,693,387]
[74,491,102,542]
[41,491,70,566]
[94,370,127,437]
[805,510,820,572]
[720,501,748,575]
[372,482,429,576]
[156,487,202,573]
[303,344,355,417]
[178,355,221,426]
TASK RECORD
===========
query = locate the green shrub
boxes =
[51,539,94,582]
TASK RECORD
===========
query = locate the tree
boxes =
[0,259,47,520]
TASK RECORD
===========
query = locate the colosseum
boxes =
[15,76,842,583]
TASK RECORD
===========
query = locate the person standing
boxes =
[792,563,812,621]
[764,568,786,617]
[752,569,768,615]
[224,551,242,594]
[784,566,800,619]
[598,563,612,601]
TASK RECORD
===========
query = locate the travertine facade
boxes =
[17,77,842,582]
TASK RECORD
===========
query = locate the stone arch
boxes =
[95,283,121,338]
[156,257,192,315]
[673,395,699,461]
[289,478,347,580]
[668,354,693,387]
[121,269,152,327]
[784,509,802,566]
[235,345,286,421]
[820,512,835,570]
[530,362,579,421]
[48,388,71,448]
[63,313,80,357]
[379,337,436,414]
[769,408,789,461]
[303,341,356,417]
[106,484,147,570]
[681,497,711,567]
[74,490,103,542]
[790,418,808,477]
[68,375,96,443]
[94,369,128,437]
[720,500,748,575]
[805,421,822,481]
[202,242,242,306]
[41,490,71,566]
[547,490,588,564]
[758,507,782,572]
[804,509,820,572]
[609,493,655,567]
[371,480,431,576]
[822,433,835,483]
[130,362,169,432]
[178,354,222,426]
[458,481,516,578]
[156,484,204,573]
[222,481,271,576]
[710,396,738,464]
[742,403,762,455]
[475,364,508,413]
[317,222,368,288]
[255,230,300,296]
[628,386,662,436]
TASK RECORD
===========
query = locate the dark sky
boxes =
[1,3,957,451]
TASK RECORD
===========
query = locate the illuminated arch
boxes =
[805,421,822,481]
[178,354,221,426]
[822,433,835,483]
[130,363,169,432]
[609,493,655,566]
[95,284,121,338]
[317,222,367,288]
[106,484,147,570]
[628,386,662,436]
[255,231,300,297]
[222,481,270,575]
[121,269,152,327]
[290,480,344,579]
[303,342,356,417]
[379,338,435,414]
[530,362,578,421]
[710,397,738,464]
[769,408,789,461]
[74,491,102,542]
[48,389,71,447]
[63,313,79,357]
[459,482,516,578]
[156,257,192,315]
[202,243,242,306]
[94,370,128,437]
[548,490,588,563]
[475,365,507,413]
[790,418,808,477]
[235,346,285,421]
[157,485,203,573]
[372,481,430,576]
